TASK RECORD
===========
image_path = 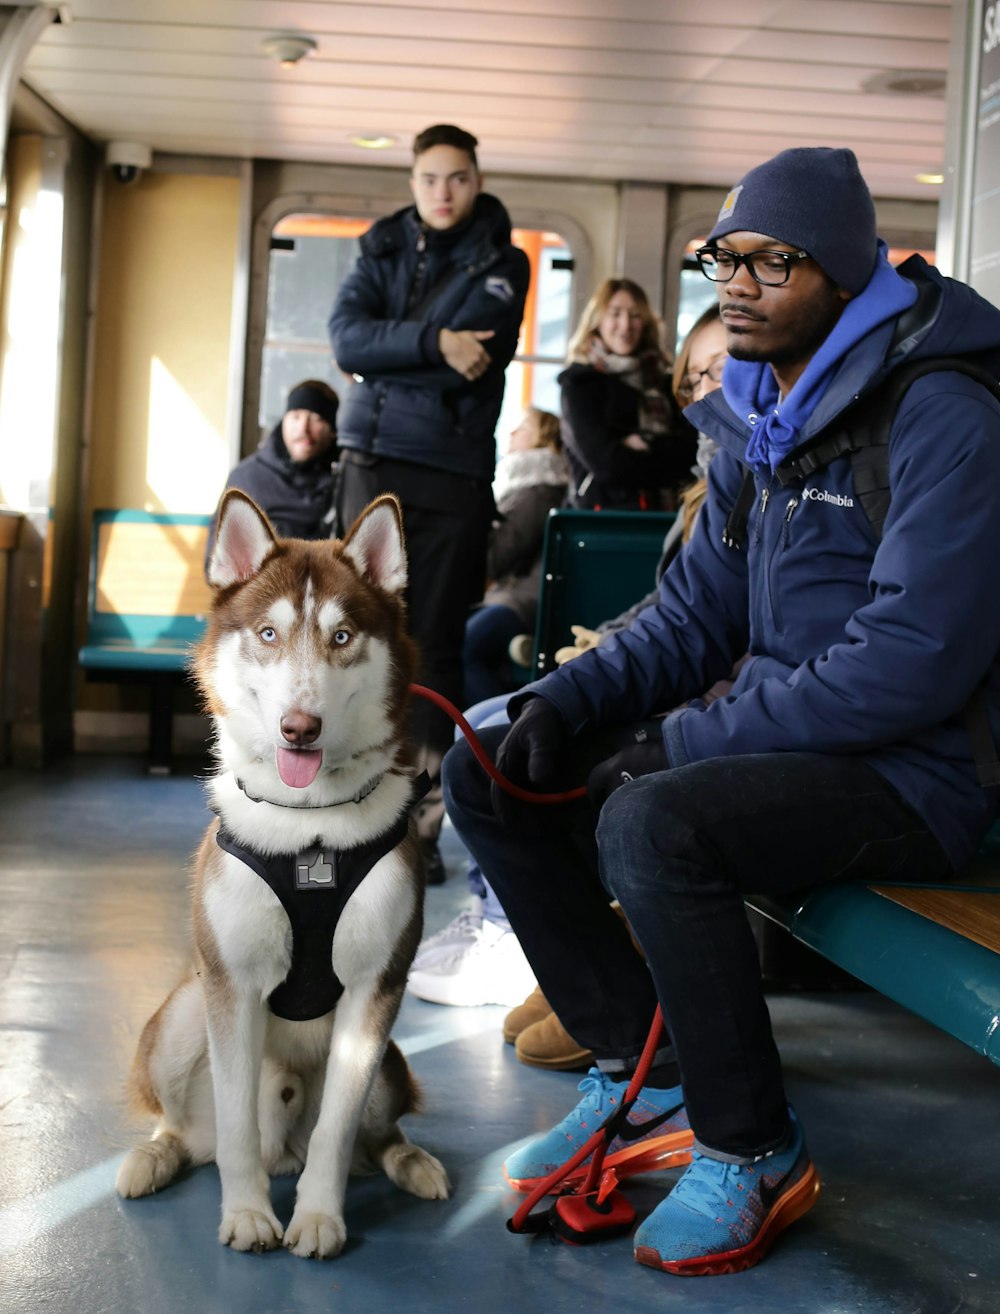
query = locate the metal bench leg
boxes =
[148,673,175,775]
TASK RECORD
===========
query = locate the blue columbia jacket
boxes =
[524,257,1000,868]
[328,194,529,481]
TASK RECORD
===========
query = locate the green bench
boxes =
[78,509,214,772]
[532,509,675,676]
[539,508,1000,1068]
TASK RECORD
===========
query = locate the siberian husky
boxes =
[116,490,450,1259]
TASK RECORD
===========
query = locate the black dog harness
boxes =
[215,776,427,1021]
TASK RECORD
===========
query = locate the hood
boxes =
[360,192,515,262]
[687,254,1000,460]
[493,445,568,502]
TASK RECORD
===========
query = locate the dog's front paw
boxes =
[219,1206,284,1252]
[285,1210,347,1260]
[383,1144,451,1200]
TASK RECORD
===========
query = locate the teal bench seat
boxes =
[78,509,214,770]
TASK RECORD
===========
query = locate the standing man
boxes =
[328,124,529,881]
[443,148,1000,1273]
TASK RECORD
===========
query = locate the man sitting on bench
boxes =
[443,147,1000,1275]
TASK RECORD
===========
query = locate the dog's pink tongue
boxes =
[276,747,323,789]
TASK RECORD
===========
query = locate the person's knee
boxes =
[597,774,692,903]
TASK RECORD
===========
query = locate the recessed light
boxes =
[350,134,397,150]
[914,172,945,185]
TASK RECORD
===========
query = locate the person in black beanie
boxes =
[443,146,1000,1274]
[205,379,339,570]
[328,124,530,882]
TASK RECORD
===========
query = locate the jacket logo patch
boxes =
[295,847,338,890]
[803,486,854,508]
[485,275,514,302]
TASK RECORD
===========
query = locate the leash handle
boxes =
[508,1006,665,1234]
[409,683,586,804]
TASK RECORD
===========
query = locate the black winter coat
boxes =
[327,194,530,480]
[205,426,335,569]
[559,363,695,509]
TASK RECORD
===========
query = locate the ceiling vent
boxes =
[861,69,946,97]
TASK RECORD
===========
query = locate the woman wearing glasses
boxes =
[559,277,695,510]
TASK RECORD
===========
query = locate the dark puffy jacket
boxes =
[328,194,530,480]
[559,363,695,508]
[523,257,1000,870]
[205,426,335,567]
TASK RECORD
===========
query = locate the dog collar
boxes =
[234,770,386,810]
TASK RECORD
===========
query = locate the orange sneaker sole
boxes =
[504,1127,696,1195]
[634,1158,821,1276]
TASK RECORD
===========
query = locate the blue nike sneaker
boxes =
[503,1067,693,1194]
[633,1109,820,1275]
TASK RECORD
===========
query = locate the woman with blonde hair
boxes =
[560,277,694,510]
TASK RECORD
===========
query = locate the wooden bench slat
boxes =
[871,886,1000,957]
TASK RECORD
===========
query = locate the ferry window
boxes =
[496,230,573,450]
[676,239,718,346]
[259,215,573,450]
[260,214,369,433]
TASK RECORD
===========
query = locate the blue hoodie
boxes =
[522,256,1000,868]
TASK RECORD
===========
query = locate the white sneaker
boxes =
[407,919,536,1007]
[411,896,485,972]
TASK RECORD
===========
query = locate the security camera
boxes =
[105,140,152,185]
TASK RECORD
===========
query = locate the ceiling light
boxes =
[914,172,945,185]
[262,34,317,68]
[351,134,397,150]
[861,69,946,97]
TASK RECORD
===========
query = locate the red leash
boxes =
[409,683,586,804]
[409,681,667,1244]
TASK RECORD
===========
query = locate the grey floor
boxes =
[1,756,998,1314]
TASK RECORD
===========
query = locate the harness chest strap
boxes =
[214,773,430,1021]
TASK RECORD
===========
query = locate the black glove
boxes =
[491,697,570,817]
[586,720,669,811]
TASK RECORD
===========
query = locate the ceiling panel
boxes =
[19,0,953,198]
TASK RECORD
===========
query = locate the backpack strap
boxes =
[721,466,757,549]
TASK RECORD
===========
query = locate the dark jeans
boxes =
[462,604,524,707]
[442,728,952,1159]
[337,454,493,755]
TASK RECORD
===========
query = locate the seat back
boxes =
[532,509,675,676]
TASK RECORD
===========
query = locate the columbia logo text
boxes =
[803,486,854,508]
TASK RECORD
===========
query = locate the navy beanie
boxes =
[286,382,339,431]
[708,147,878,295]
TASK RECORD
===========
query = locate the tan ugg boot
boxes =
[514,1011,594,1071]
[503,984,549,1044]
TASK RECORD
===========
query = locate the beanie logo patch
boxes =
[717,185,742,221]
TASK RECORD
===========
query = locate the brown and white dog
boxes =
[116,489,449,1259]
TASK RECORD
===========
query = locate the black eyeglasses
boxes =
[695,246,812,286]
[677,356,726,401]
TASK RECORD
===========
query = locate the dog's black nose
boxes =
[280,711,322,746]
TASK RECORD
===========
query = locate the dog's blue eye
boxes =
[334,629,351,646]
[259,627,277,644]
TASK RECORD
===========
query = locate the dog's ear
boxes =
[340,495,407,595]
[208,490,278,587]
